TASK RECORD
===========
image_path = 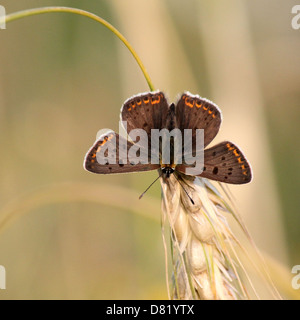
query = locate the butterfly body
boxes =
[84,91,252,185]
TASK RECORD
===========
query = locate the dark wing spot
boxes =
[213,167,219,174]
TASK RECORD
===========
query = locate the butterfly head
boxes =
[161,166,175,179]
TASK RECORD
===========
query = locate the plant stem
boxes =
[3,6,155,91]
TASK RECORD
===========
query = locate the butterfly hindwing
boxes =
[175,92,222,149]
[176,141,252,184]
[200,141,252,184]
[84,131,159,174]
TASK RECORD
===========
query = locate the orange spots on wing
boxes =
[226,143,235,151]
[185,97,194,108]
[242,171,248,176]
[96,134,115,152]
[151,95,161,105]
[233,149,240,157]
[136,99,142,106]
[195,101,202,108]
[130,101,136,108]
[237,157,243,164]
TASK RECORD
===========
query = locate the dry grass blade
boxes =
[0,182,160,234]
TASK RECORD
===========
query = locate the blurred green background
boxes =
[0,0,299,299]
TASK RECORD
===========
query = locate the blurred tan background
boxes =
[0,0,299,299]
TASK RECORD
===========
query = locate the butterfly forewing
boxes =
[84,131,159,174]
[121,91,169,148]
[176,141,252,184]
[175,92,222,149]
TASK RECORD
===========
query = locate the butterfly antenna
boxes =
[174,174,195,205]
[139,172,163,200]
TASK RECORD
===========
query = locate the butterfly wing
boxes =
[176,141,252,184]
[175,92,222,149]
[121,91,169,146]
[84,131,159,174]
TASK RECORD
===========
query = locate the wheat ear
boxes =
[160,173,259,300]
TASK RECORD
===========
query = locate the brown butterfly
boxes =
[84,91,252,186]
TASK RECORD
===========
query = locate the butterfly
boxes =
[84,91,252,185]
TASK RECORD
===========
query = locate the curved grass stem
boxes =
[3,6,155,91]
